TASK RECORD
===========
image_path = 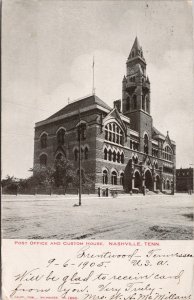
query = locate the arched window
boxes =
[146,96,149,112]
[134,156,138,164]
[167,180,170,190]
[121,152,124,164]
[81,147,84,160]
[56,153,63,160]
[163,180,166,189]
[120,172,124,186]
[104,148,108,160]
[144,134,149,154]
[105,125,108,140]
[57,128,65,146]
[113,151,117,162]
[111,171,117,185]
[103,170,108,184]
[84,147,89,160]
[133,95,137,109]
[40,133,47,148]
[40,154,47,166]
[117,152,121,163]
[74,149,78,161]
[108,149,112,161]
[105,122,124,146]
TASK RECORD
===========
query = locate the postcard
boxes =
[1,1,194,299]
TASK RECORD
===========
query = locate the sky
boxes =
[2,0,194,179]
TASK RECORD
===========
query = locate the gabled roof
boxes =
[152,126,165,139]
[103,107,127,134]
[46,95,111,121]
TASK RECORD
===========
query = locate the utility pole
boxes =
[172,165,175,195]
[92,56,95,95]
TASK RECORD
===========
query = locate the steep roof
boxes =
[152,126,165,138]
[46,95,111,121]
[128,36,146,62]
[132,36,141,51]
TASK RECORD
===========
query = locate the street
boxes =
[2,193,193,240]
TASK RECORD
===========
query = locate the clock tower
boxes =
[122,37,152,154]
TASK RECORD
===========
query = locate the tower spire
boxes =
[128,36,145,62]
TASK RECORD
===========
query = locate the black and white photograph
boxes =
[2,0,194,240]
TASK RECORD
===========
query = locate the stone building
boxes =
[34,37,176,194]
[176,168,193,193]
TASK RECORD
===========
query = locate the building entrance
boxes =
[134,171,141,190]
[156,175,160,190]
[145,170,153,191]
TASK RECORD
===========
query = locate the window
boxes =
[113,151,117,162]
[152,149,158,157]
[108,150,112,161]
[120,173,124,186]
[104,148,108,160]
[146,97,149,112]
[103,170,108,184]
[117,152,121,163]
[84,147,89,160]
[121,152,124,164]
[74,149,78,161]
[144,134,149,154]
[133,95,137,109]
[40,154,47,166]
[56,153,63,160]
[81,147,84,160]
[163,146,173,161]
[57,129,65,146]
[111,171,117,185]
[163,180,166,189]
[166,180,170,190]
[104,122,124,146]
[105,126,108,140]
[77,124,86,140]
[40,133,47,148]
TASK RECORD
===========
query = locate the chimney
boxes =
[114,99,121,112]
